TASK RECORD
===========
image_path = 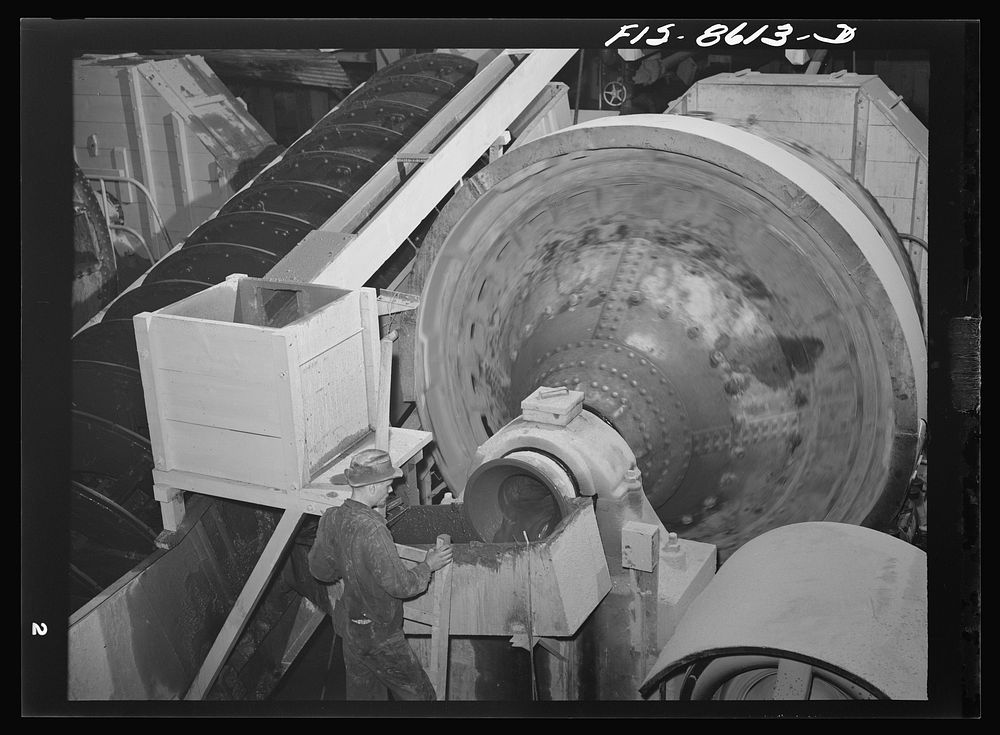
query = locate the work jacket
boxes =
[308,499,431,646]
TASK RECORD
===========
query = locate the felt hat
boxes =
[331,448,403,487]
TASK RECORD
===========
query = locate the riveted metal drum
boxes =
[414,115,926,557]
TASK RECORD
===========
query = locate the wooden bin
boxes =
[133,274,381,492]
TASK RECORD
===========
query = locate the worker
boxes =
[308,448,453,700]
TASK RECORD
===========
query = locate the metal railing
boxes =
[85,173,172,263]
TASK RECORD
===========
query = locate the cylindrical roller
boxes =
[415,115,926,557]
[639,522,927,700]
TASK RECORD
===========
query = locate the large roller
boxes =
[415,114,926,557]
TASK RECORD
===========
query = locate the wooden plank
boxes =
[283,288,361,364]
[300,332,372,477]
[74,63,159,97]
[309,427,432,487]
[910,154,928,241]
[697,84,858,124]
[168,111,196,232]
[185,509,303,699]
[863,160,918,198]
[133,313,170,469]
[126,66,163,257]
[866,124,921,163]
[158,369,284,437]
[112,146,135,203]
[276,331,306,488]
[164,420,290,489]
[155,467,347,515]
[429,535,453,699]
[73,93,129,124]
[754,120,855,160]
[403,607,436,627]
[156,277,238,320]
[148,147,223,185]
[851,91,870,184]
[233,278,264,324]
[508,83,571,150]
[867,103,893,127]
[358,290,380,428]
[876,196,915,234]
[396,544,428,563]
[710,73,880,88]
[74,120,224,182]
[148,315,278,382]
[375,334,394,452]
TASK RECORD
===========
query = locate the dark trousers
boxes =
[342,630,436,701]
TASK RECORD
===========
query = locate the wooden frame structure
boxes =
[133,274,431,698]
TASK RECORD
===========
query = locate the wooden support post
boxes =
[429,534,453,700]
[153,484,186,533]
[417,456,434,506]
[168,111,195,233]
[402,459,419,506]
[125,67,162,258]
[375,330,398,452]
[184,508,303,700]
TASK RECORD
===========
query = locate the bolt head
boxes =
[681,515,693,526]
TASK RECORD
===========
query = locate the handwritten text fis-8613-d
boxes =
[605,22,857,49]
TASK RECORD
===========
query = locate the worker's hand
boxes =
[425,543,454,571]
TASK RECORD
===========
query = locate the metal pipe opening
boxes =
[463,452,574,543]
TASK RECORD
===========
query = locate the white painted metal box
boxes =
[133,274,381,491]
